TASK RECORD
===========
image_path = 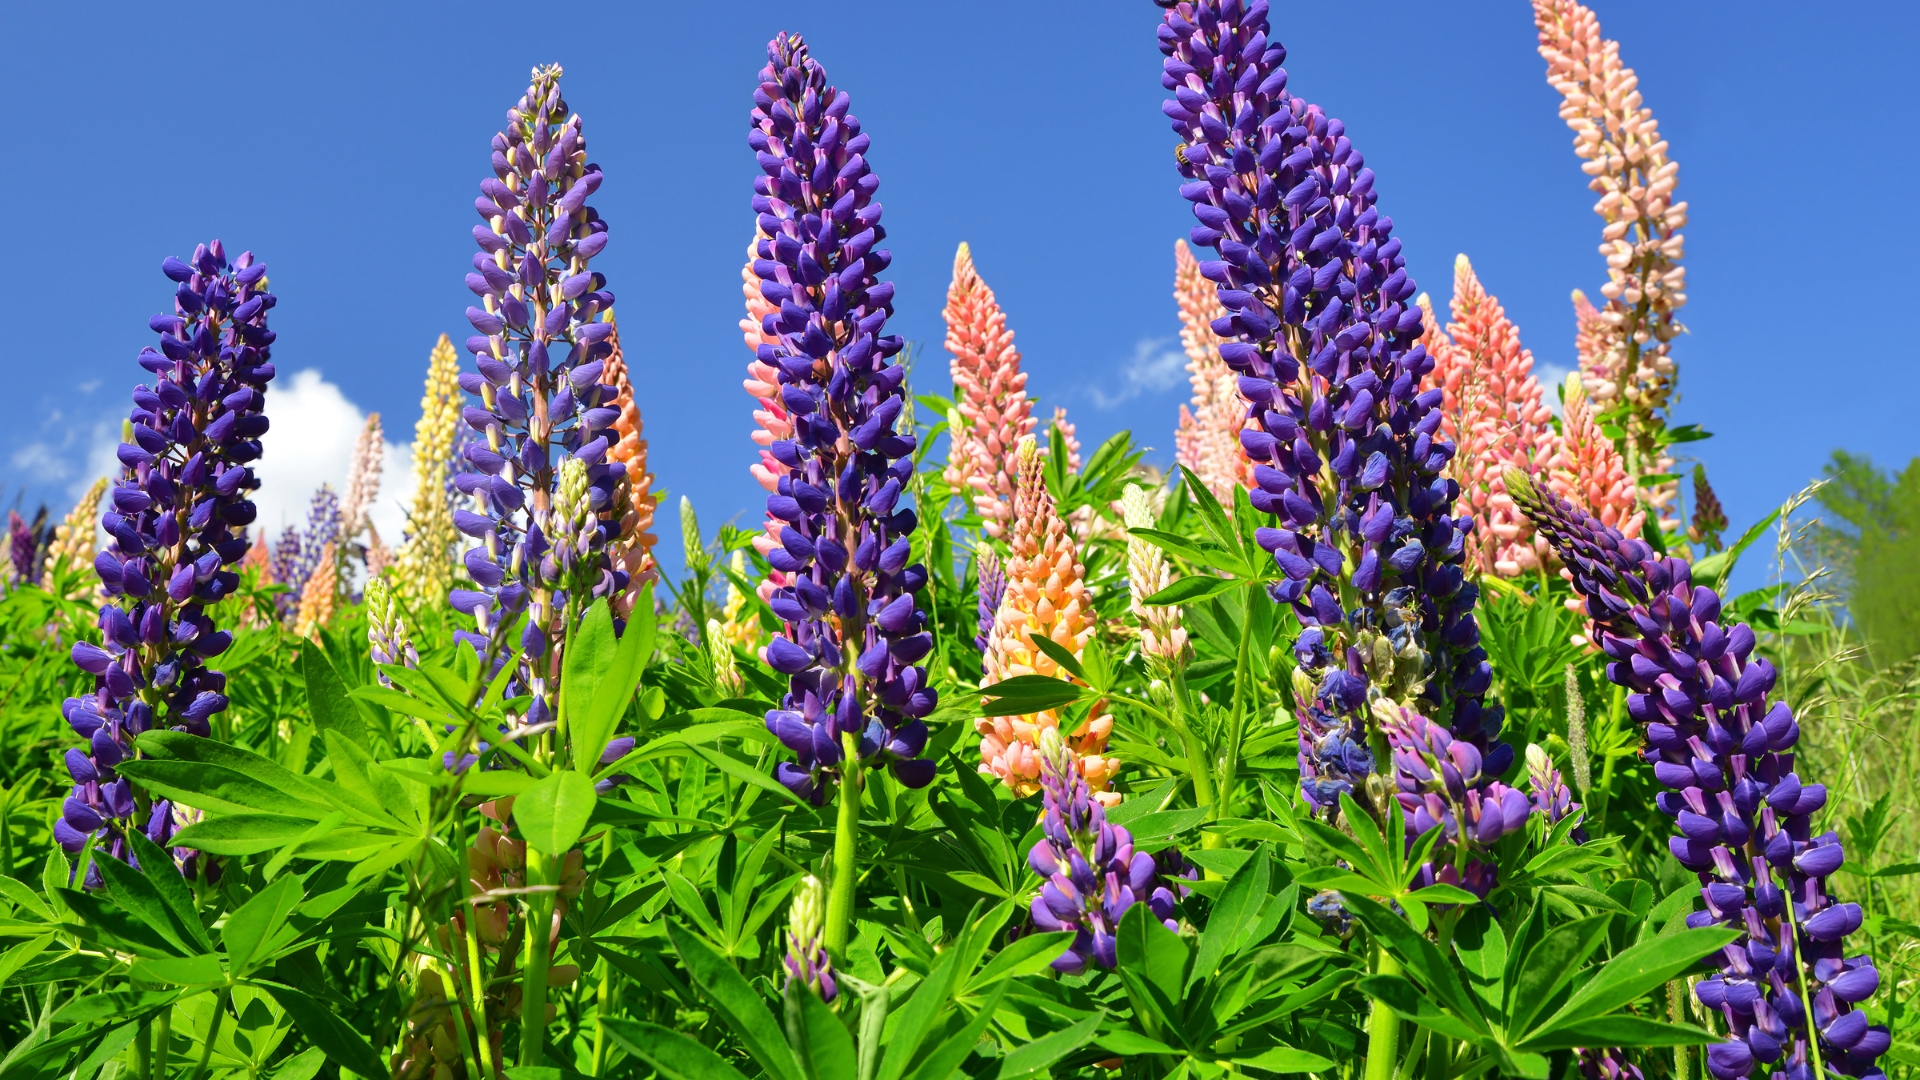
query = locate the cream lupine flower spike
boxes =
[1536,0,1684,529]
[393,335,463,607]
[944,242,1035,538]
[977,436,1118,802]
[1172,239,1249,503]
[1422,256,1560,577]
[1120,484,1187,669]
[40,477,107,596]
[603,321,659,616]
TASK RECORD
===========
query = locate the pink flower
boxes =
[1171,240,1249,502]
[944,243,1036,537]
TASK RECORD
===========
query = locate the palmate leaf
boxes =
[666,921,804,1080]
[995,1010,1103,1080]
[1522,926,1740,1042]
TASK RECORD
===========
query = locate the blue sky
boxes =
[6,1,1914,591]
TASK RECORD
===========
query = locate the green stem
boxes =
[825,731,864,958]
[1779,876,1827,1080]
[444,956,484,1080]
[153,1007,172,1080]
[465,894,499,1080]
[1168,668,1218,832]
[134,1015,152,1080]
[519,854,558,1067]
[1365,946,1402,1080]
[1668,980,1690,1080]
[185,987,230,1080]
[592,830,612,1076]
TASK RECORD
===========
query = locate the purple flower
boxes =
[7,509,42,584]
[782,874,837,1003]
[64,240,273,877]
[1025,729,1159,974]
[1156,1,1503,817]
[1383,706,1538,896]
[1511,473,1886,1080]
[975,546,1004,654]
[748,34,934,803]
[452,65,627,737]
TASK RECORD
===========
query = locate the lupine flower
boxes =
[41,478,108,596]
[1525,743,1580,827]
[748,33,936,805]
[707,619,744,698]
[268,525,302,618]
[1551,373,1644,540]
[281,486,341,624]
[741,234,793,494]
[602,322,660,614]
[294,542,337,639]
[1120,483,1189,671]
[944,242,1036,537]
[974,546,1004,654]
[979,438,1115,800]
[1173,239,1251,502]
[1421,255,1559,577]
[1575,1048,1644,1080]
[60,240,275,876]
[452,64,627,733]
[1383,705,1534,896]
[1307,889,1354,939]
[393,335,464,608]
[1510,473,1888,1080]
[365,575,418,688]
[1026,727,1172,974]
[783,874,836,1002]
[714,551,762,650]
[1689,464,1728,554]
[1536,0,1684,530]
[7,509,44,585]
[340,412,384,548]
[1158,0,1505,815]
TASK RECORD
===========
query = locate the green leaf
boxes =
[978,675,1085,717]
[1516,1015,1717,1052]
[1024,631,1086,681]
[667,922,804,1080]
[1179,465,1237,553]
[1406,883,1482,907]
[1506,914,1613,1038]
[875,947,960,1080]
[171,813,341,857]
[0,936,54,988]
[690,744,812,808]
[1452,908,1507,1015]
[995,1010,1102,1080]
[1354,975,1482,1044]
[1126,527,1216,567]
[604,1019,750,1080]
[787,982,857,1080]
[91,851,202,957]
[302,647,371,750]
[1341,894,1487,1036]
[261,982,385,1079]
[1095,1031,1180,1056]
[1231,1045,1337,1075]
[270,1047,328,1080]
[572,593,654,776]
[1143,575,1238,606]
[902,982,1008,1080]
[1193,846,1269,984]
[514,769,598,856]
[222,874,303,975]
[966,931,1075,992]
[562,599,618,748]
[1531,926,1740,1037]
[129,953,224,987]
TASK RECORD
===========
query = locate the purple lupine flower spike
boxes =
[1156,2,1505,829]
[1509,472,1887,1080]
[974,546,1004,654]
[7,510,39,583]
[59,241,274,881]
[1025,727,1162,974]
[450,65,627,735]
[268,525,302,618]
[1382,705,1534,896]
[276,486,338,623]
[748,34,935,804]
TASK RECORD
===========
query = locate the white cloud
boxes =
[254,369,416,552]
[1090,336,1188,409]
